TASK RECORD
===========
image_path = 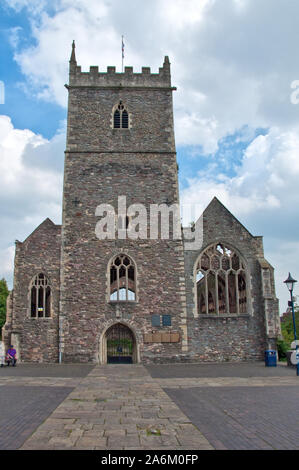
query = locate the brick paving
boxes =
[146,361,295,378]
[0,386,73,450]
[164,386,299,450]
[0,364,93,450]
[0,362,298,450]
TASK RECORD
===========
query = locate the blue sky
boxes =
[177,126,268,193]
[1,0,299,312]
[0,3,66,137]
[0,0,260,191]
[0,1,265,189]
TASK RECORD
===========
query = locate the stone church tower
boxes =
[2,43,281,363]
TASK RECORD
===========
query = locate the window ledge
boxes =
[198,314,250,319]
[28,317,52,320]
[109,300,138,305]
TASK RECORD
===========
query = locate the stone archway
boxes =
[101,323,138,364]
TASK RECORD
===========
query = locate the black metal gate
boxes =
[106,324,134,364]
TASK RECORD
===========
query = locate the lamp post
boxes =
[284,273,299,376]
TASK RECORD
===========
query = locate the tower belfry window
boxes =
[113,101,129,129]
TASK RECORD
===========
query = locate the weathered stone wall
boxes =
[260,260,281,349]
[61,150,187,363]
[6,50,281,364]
[183,198,280,361]
[60,55,187,363]
[9,219,61,362]
[65,89,175,154]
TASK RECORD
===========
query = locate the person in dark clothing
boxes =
[6,345,17,366]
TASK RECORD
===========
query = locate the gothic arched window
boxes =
[109,254,136,301]
[195,243,248,315]
[113,101,129,129]
[30,273,51,318]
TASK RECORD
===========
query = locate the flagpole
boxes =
[122,35,124,72]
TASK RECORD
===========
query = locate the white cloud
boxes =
[266,240,299,312]
[3,0,299,311]
[0,115,64,287]
[0,246,15,281]
[0,115,63,200]
[180,125,299,312]
[7,26,22,49]
[181,126,299,220]
[5,0,299,152]
[159,0,210,30]
[11,1,139,107]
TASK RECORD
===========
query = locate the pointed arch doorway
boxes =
[104,323,137,364]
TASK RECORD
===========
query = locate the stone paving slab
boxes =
[0,363,94,378]
[156,376,299,388]
[20,365,214,450]
[0,377,84,387]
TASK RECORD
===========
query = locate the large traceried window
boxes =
[113,101,129,129]
[196,243,248,315]
[110,254,136,301]
[30,273,51,318]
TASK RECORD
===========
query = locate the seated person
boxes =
[6,345,17,366]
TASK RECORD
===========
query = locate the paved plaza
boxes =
[0,362,298,450]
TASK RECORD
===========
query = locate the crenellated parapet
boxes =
[68,41,172,88]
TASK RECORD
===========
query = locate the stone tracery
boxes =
[110,254,136,301]
[196,243,247,315]
[30,273,51,318]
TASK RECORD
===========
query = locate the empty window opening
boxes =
[110,254,136,301]
[30,273,51,318]
[196,243,248,315]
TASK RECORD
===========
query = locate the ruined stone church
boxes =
[3,43,281,363]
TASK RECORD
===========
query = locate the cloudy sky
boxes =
[1,0,299,312]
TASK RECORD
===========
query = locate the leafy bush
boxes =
[280,309,299,345]
[277,338,289,360]
[278,309,299,361]
[0,278,9,339]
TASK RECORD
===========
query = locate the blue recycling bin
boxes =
[265,350,277,367]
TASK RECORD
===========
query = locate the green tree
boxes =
[0,278,9,339]
[278,308,299,359]
[281,308,299,345]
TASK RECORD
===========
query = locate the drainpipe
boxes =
[58,316,63,364]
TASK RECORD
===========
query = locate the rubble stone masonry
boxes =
[3,48,281,363]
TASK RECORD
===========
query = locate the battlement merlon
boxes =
[67,42,173,89]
